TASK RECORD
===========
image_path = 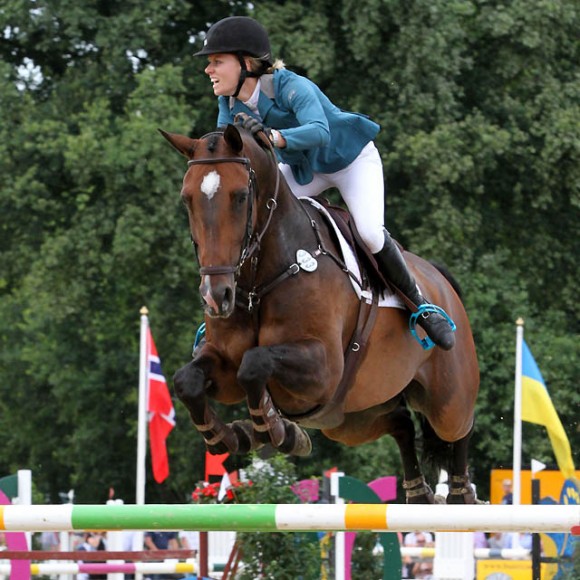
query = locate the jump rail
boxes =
[0,504,578,533]
[0,562,195,576]
[401,547,532,560]
[0,550,194,561]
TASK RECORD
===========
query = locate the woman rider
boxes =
[195,16,455,350]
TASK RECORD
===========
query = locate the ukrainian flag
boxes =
[521,340,576,479]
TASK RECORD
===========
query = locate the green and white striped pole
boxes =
[0,504,577,533]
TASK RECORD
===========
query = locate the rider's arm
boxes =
[275,74,330,152]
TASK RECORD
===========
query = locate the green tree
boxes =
[234,454,322,580]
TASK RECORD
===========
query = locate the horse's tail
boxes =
[430,261,463,302]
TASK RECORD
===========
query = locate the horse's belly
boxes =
[343,313,427,412]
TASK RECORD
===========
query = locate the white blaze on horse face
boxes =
[200,275,221,313]
[200,170,221,200]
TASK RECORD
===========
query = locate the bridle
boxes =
[186,132,281,279]
[186,131,356,315]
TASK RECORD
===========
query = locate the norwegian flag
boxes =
[147,328,175,483]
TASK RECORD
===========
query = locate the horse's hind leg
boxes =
[386,404,436,504]
[446,429,476,504]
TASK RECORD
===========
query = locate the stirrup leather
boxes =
[409,304,456,351]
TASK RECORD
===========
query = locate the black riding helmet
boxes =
[195,16,272,98]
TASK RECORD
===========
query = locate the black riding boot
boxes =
[373,231,456,351]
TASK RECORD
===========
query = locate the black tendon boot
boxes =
[373,231,456,351]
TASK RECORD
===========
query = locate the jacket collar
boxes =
[228,74,276,119]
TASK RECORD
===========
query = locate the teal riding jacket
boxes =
[216,68,380,185]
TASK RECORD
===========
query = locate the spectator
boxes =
[404,531,434,547]
[144,531,179,580]
[178,530,199,556]
[40,531,60,551]
[501,479,513,504]
[503,532,533,550]
[474,531,489,548]
[488,532,504,550]
[76,532,106,580]
[404,531,434,579]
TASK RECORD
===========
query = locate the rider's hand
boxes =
[234,113,285,148]
[235,112,271,137]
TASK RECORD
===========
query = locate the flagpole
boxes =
[513,317,524,506]
[136,306,149,506]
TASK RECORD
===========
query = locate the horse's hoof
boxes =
[407,491,435,504]
[447,475,477,504]
[278,419,312,457]
[446,486,476,504]
[433,494,446,504]
[447,493,476,504]
[403,476,435,504]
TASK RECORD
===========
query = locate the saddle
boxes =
[308,196,401,298]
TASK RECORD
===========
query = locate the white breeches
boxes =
[279,141,386,253]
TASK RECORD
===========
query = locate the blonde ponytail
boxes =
[269,59,286,71]
[247,56,286,75]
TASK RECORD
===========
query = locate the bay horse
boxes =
[162,124,480,503]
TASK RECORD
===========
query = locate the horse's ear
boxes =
[223,124,244,154]
[158,129,197,158]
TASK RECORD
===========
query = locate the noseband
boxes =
[187,139,280,278]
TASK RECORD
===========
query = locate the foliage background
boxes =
[0,0,578,503]
[233,454,322,579]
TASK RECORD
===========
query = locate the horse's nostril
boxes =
[223,287,234,309]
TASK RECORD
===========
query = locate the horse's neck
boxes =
[266,181,312,241]
[250,180,317,275]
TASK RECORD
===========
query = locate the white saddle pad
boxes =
[300,198,405,309]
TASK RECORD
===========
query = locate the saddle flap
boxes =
[312,197,392,295]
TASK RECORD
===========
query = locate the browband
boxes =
[188,157,250,167]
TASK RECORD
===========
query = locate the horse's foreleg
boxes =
[387,405,436,504]
[236,342,326,456]
[173,360,253,455]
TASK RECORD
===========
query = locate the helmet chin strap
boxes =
[230,52,260,98]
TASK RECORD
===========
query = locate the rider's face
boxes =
[205,54,241,97]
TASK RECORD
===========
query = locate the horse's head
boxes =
[160,124,277,318]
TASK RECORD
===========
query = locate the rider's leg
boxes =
[278,163,330,197]
[373,231,455,350]
[332,142,455,351]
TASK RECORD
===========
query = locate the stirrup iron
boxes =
[409,304,456,351]
[191,322,206,357]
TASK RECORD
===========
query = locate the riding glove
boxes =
[235,112,274,142]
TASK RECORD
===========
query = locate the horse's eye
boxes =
[234,191,248,206]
